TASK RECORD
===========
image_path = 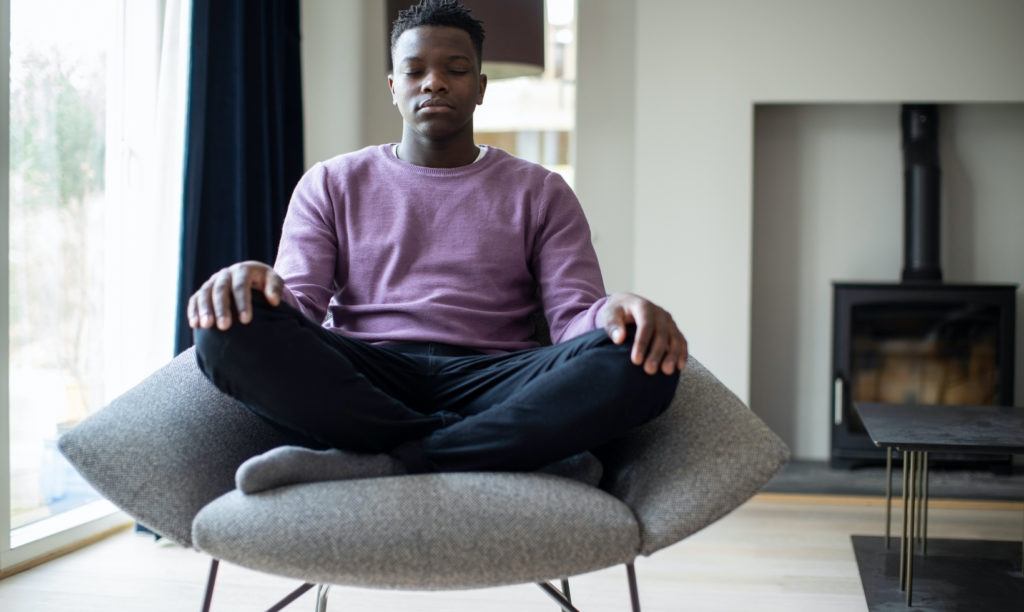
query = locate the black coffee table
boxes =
[854,402,1024,608]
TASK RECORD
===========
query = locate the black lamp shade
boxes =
[386,0,545,79]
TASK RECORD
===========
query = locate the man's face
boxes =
[388,26,487,141]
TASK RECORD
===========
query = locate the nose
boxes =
[421,68,449,93]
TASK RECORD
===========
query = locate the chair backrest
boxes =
[589,357,790,555]
[58,348,301,547]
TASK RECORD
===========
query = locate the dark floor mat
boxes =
[852,535,1024,611]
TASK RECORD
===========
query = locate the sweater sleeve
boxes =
[273,162,340,324]
[530,172,609,344]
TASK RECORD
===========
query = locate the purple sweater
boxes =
[274,144,608,353]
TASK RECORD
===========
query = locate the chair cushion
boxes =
[192,472,640,590]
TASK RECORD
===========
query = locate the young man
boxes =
[188,0,687,492]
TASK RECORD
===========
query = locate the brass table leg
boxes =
[922,451,929,556]
[906,451,918,607]
[899,450,909,591]
[916,451,924,553]
[885,447,892,549]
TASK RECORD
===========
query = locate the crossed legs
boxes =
[194,291,679,477]
[391,327,680,473]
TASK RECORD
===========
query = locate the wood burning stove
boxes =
[830,282,1016,467]
[829,105,1018,468]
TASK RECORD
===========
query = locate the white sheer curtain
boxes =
[3,0,191,570]
[102,0,190,401]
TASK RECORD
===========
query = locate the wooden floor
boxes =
[1,494,1021,611]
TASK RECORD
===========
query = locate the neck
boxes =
[397,126,479,168]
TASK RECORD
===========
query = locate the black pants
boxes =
[194,291,679,474]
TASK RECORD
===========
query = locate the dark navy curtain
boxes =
[174,0,305,355]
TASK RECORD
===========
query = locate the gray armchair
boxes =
[59,347,789,611]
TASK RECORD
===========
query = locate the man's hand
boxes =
[187,261,284,330]
[598,292,688,375]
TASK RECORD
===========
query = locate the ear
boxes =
[477,73,487,105]
[387,74,396,105]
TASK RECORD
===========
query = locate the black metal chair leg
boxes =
[201,559,219,612]
[537,581,582,612]
[626,562,641,612]
[200,556,315,612]
[200,558,637,612]
[265,583,316,611]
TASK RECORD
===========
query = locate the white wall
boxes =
[751,104,1024,459]
[635,0,1024,402]
[574,1,636,293]
[359,0,402,148]
[300,0,363,166]
[300,0,398,167]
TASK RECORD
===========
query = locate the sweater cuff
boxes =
[558,295,610,343]
[588,295,610,330]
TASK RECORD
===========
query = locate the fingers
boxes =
[187,293,199,328]
[604,305,628,344]
[195,280,215,329]
[631,308,687,376]
[231,264,253,325]
[630,308,654,367]
[232,262,282,323]
[661,330,688,375]
[660,337,677,375]
[211,269,233,330]
[264,269,283,306]
[644,328,669,375]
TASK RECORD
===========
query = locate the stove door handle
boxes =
[834,376,844,426]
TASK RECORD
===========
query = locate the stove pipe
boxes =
[901,104,942,282]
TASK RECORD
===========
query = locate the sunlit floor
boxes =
[1,494,1021,611]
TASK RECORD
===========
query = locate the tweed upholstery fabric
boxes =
[58,347,604,548]
[57,348,300,547]
[592,357,790,556]
[192,473,639,590]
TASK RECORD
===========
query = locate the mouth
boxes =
[417,99,455,112]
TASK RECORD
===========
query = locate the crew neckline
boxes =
[380,143,500,177]
[391,143,487,164]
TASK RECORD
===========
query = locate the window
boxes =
[8,0,115,535]
[475,0,577,186]
[2,0,190,573]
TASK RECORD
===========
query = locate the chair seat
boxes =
[192,472,640,590]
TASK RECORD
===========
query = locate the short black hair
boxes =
[390,0,486,70]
